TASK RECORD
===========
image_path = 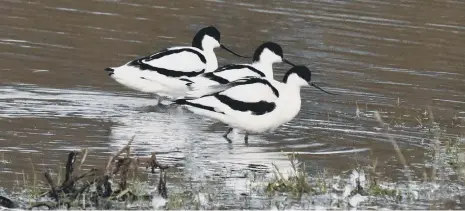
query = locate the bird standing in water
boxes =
[182,41,297,140]
[105,26,247,103]
[175,65,336,144]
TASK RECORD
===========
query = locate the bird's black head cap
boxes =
[252,42,284,62]
[283,66,311,83]
[192,26,221,50]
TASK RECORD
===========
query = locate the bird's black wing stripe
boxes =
[215,94,276,115]
[214,64,266,77]
[203,72,230,84]
[147,48,207,63]
[179,78,193,86]
[129,59,205,78]
[228,77,279,97]
[175,99,224,114]
[179,78,193,83]
[214,64,239,72]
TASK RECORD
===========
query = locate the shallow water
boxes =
[0,0,464,201]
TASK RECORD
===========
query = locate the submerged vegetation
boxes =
[0,103,464,210]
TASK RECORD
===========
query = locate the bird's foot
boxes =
[222,128,233,144]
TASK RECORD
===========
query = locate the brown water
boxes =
[0,0,464,197]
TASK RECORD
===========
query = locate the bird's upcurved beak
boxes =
[220,44,251,58]
[283,59,296,67]
[310,83,338,95]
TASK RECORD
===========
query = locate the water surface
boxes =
[0,0,464,196]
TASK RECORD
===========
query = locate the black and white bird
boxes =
[104,26,247,102]
[183,42,295,93]
[174,66,335,144]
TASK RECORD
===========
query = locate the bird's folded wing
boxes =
[218,77,279,103]
[185,77,279,101]
[139,47,206,73]
[213,64,265,81]
[190,78,280,115]
[215,64,265,76]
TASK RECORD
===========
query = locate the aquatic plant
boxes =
[0,137,168,210]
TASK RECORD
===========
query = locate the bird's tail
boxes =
[173,98,222,114]
[173,99,188,105]
[178,76,193,86]
[105,67,115,76]
[184,83,231,99]
[185,77,253,99]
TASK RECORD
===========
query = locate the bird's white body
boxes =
[109,46,218,98]
[106,28,223,99]
[177,72,309,134]
[137,46,216,72]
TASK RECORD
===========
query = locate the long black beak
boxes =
[220,44,250,58]
[283,59,296,67]
[310,83,338,95]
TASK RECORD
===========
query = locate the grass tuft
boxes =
[266,153,313,197]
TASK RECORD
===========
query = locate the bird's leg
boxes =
[155,96,162,105]
[223,128,233,143]
[156,96,168,106]
[223,128,233,138]
[244,132,249,145]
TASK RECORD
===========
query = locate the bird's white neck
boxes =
[284,83,302,99]
[252,60,274,79]
[274,83,302,126]
[204,49,218,72]
[284,74,309,89]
